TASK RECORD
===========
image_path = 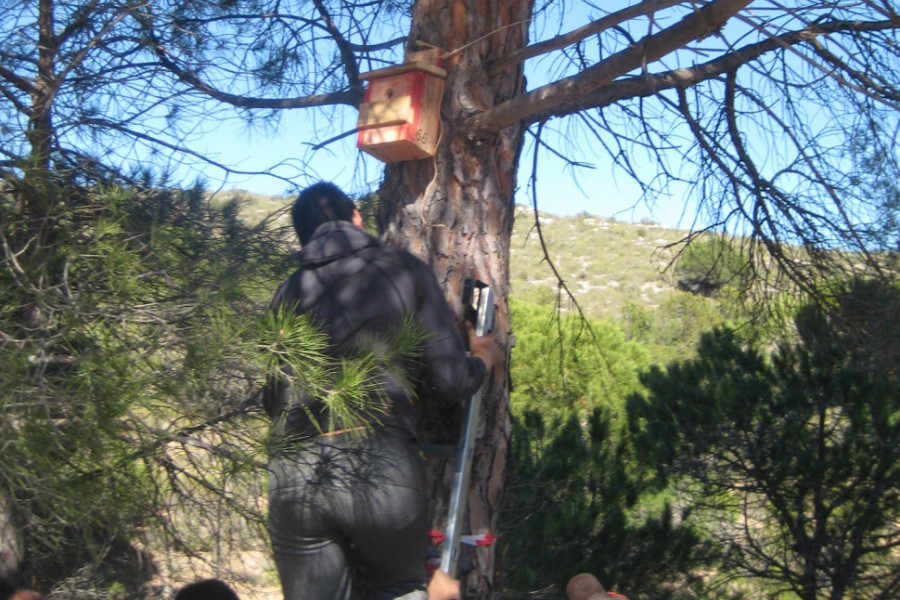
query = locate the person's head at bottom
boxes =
[175,579,240,600]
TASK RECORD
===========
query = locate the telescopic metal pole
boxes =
[440,281,494,577]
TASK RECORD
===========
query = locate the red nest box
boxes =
[356,49,447,163]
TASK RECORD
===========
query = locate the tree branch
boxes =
[470,0,752,134]
[140,9,363,110]
[75,117,298,189]
[488,0,685,76]
[311,0,365,98]
[163,10,407,53]
[808,36,900,106]
[151,41,362,108]
[504,15,900,127]
[0,63,37,98]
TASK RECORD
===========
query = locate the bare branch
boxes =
[807,36,900,106]
[76,117,299,189]
[150,45,362,108]
[0,63,37,98]
[488,0,685,76]
[470,0,753,134]
[139,7,363,110]
[525,122,614,374]
[514,15,900,126]
[311,0,365,97]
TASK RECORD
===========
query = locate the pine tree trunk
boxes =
[377,1,533,597]
[13,0,60,329]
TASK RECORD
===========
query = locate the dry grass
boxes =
[509,205,687,320]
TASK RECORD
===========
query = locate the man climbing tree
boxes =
[262,182,501,600]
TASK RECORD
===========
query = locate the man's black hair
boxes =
[175,579,240,600]
[292,182,356,245]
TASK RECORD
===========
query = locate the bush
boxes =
[0,182,294,596]
[674,237,751,297]
[627,277,900,599]
[501,300,716,599]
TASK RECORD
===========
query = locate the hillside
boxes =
[218,190,691,323]
[509,205,686,321]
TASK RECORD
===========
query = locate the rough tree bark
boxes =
[376,1,533,597]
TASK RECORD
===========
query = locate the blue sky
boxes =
[195,113,694,227]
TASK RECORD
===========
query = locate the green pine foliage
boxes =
[502,407,719,600]
[501,299,718,599]
[5,175,897,600]
[0,181,402,597]
[621,292,731,364]
[627,278,900,599]
[1,183,264,593]
[673,236,752,297]
[507,298,648,426]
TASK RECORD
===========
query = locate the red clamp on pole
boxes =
[460,532,500,547]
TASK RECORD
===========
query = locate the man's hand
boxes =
[428,568,461,600]
[465,321,503,378]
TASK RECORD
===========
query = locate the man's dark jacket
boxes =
[263,220,486,440]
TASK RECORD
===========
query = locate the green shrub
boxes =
[627,277,900,599]
[0,183,301,595]
[502,299,716,598]
[674,236,751,296]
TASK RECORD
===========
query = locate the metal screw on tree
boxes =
[440,279,495,578]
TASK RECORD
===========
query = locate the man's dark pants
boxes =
[268,427,429,600]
